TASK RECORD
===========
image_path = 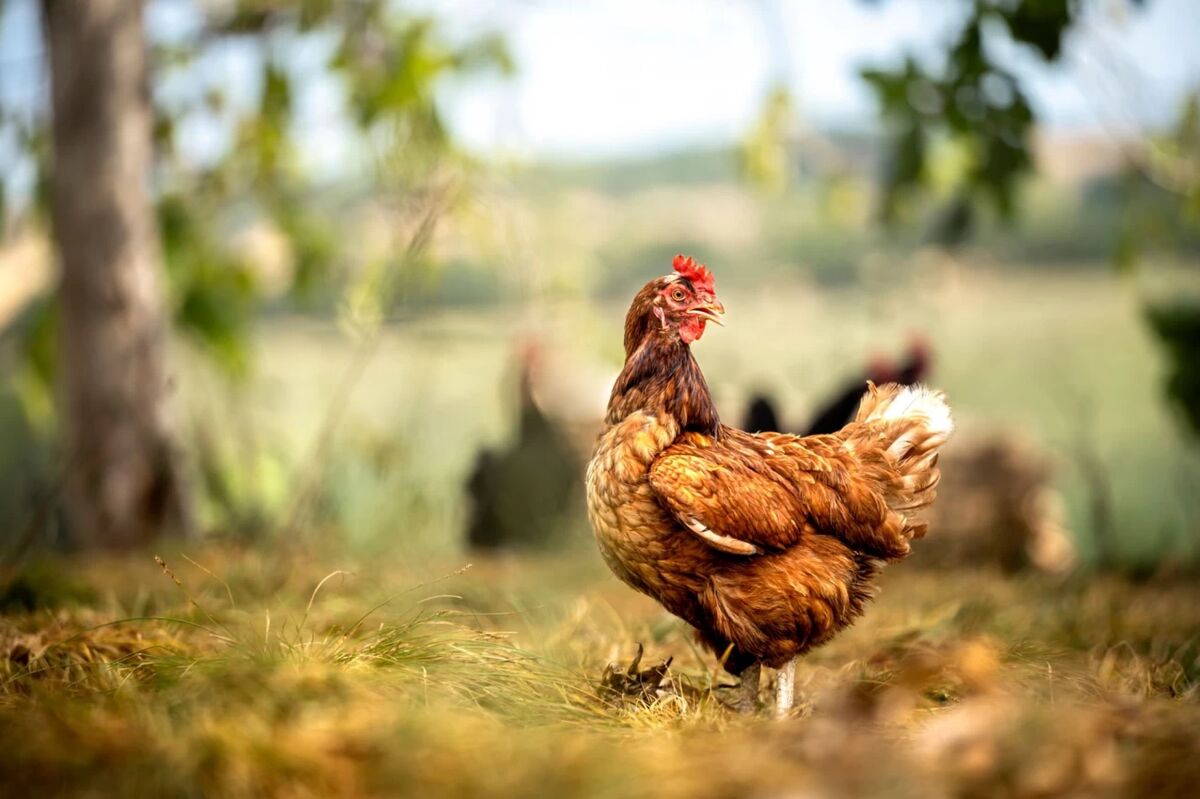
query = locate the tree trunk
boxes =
[42,0,190,548]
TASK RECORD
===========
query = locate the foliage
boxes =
[858,0,1200,446]
[148,0,511,367]
[862,0,1053,239]
[1120,91,1200,436]
[859,0,1143,243]
[0,0,511,544]
[0,0,510,390]
[740,84,795,194]
[1114,91,1200,269]
[1145,301,1200,437]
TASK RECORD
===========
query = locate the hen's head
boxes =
[623,254,725,354]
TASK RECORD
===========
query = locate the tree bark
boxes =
[42,0,190,547]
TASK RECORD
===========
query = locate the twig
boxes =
[154,555,239,643]
[276,182,457,540]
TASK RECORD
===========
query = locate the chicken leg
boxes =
[775,657,796,717]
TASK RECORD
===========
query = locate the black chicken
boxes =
[742,337,932,436]
[464,348,582,550]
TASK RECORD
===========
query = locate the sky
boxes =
[424,0,1200,158]
[1,0,1199,173]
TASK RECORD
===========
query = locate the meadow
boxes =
[2,542,1199,796]
[3,264,1198,796]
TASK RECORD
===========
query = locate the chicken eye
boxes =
[671,288,686,302]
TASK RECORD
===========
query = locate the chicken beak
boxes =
[688,300,725,326]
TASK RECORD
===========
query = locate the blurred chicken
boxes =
[741,394,782,436]
[805,338,932,436]
[742,338,931,436]
[587,255,953,715]
[920,431,1075,574]
[743,346,1071,574]
[465,344,582,550]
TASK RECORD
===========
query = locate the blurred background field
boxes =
[198,257,1188,563]
[2,0,1200,795]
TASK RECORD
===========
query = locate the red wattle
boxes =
[679,317,707,344]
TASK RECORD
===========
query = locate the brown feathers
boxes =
[607,281,720,435]
[587,277,954,673]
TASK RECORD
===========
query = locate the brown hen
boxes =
[586,255,953,715]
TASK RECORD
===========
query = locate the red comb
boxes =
[672,254,715,294]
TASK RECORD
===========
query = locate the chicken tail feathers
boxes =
[855,382,953,442]
[854,381,953,544]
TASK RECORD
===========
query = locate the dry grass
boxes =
[1,546,1198,798]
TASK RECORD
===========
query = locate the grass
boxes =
[2,545,1199,797]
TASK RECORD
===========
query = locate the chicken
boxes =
[465,344,582,550]
[803,337,931,436]
[742,337,932,437]
[586,255,953,715]
[742,394,782,435]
